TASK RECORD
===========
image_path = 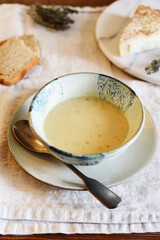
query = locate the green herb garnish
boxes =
[28,4,78,30]
[145,59,160,74]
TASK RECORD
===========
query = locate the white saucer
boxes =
[96,0,160,85]
[7,95,157,190]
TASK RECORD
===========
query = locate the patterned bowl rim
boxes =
[28,72,145,160]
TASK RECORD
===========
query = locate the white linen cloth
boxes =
[0,3,160,235]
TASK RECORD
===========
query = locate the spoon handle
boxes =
[65,163,121,209]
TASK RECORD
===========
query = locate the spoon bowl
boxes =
[13,120,48,153]
[12,119,121,209]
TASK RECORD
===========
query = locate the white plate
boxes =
[7,95,157,190]
[96,0,160,85]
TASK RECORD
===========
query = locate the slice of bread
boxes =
[119,5,160,57]
[0,35,40,85]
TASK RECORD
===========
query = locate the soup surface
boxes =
[44,96,129,155]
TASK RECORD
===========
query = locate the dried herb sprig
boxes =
[145,59,160,74]
[28,4,78,30]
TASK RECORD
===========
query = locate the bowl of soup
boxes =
[28,72,145,165]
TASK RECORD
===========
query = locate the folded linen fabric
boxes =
[0,3,160,235]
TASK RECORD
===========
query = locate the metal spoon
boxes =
[12,120,121,209]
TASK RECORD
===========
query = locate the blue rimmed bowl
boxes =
[28,72,145,165]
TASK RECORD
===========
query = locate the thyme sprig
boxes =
[28,4,78,30]
[145,59,160,74]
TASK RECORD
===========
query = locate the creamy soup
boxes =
[44,96,129,155]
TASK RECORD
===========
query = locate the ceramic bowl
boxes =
[28,72,145,165]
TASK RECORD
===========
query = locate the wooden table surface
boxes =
[1,0,160,239]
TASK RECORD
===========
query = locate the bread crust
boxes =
[0,35,40,85]
[0,56,40,86]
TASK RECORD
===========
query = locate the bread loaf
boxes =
[119,5,160,57]
[0,35,40,85]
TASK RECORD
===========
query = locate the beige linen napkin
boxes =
[0,3,160,235]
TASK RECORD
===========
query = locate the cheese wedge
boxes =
[119,5,160,57]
